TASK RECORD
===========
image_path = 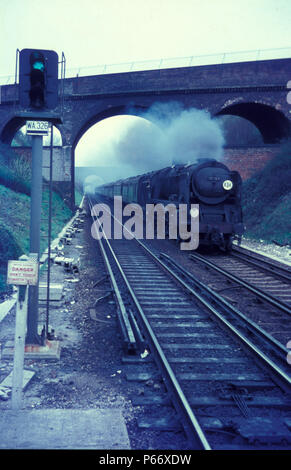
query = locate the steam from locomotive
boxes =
[83,174,104,194]
[80,102,225,176]
[115,103,225,172]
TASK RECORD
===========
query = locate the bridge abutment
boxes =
[12,145,74,207]
[222,145,281,180]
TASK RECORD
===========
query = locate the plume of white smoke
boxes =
[113,102,225,172]
[83,174,104,194]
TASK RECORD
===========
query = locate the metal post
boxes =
[26,135,43,344]
[46,125,53,337]
[14,49,20,111]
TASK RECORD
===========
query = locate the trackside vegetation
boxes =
[242,141,291,245]
[0,144,72,297]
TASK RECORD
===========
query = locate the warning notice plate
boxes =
[7,260,38,286]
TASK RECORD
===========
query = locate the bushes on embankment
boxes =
[0,144,72,297]
[242,141,291,245]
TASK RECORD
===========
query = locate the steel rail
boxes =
[88,197,211,450]
[89,194,290,390]
[231,246,291,282]
[134,244,291,391]
[88,199,137,352]
[159,253,289,362]
[189,252,291,316]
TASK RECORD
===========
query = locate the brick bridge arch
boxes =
[214,101,290,143]
[72,104,148,150]
[0,57,290,205]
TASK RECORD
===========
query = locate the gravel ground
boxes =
[235,236,291,267]
[0,204,190,450]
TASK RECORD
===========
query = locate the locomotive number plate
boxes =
[223,180,233,190]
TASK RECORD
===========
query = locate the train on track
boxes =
[95,158,244,251]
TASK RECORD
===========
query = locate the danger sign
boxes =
[7,260,38,286]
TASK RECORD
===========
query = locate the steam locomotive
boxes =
[95,159,244,250]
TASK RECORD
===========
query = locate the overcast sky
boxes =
[1,0,291,170]
[1,0,291,76]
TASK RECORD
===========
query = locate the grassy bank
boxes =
[0,184,72,297]
[242,141,291,245]
[0,144,74,296]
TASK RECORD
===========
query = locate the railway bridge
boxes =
[0,57,290,206]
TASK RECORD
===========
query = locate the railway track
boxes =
[188,247,291,347]
[193,245,291,307]
[232,245,291,280]
[87,196,291,450]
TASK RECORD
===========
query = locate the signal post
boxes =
[26,128,44,344]
[17,48,61,346]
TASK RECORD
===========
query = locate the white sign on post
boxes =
[7,255,39,409]
[26,120,50,136]
[7,259,38,286]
